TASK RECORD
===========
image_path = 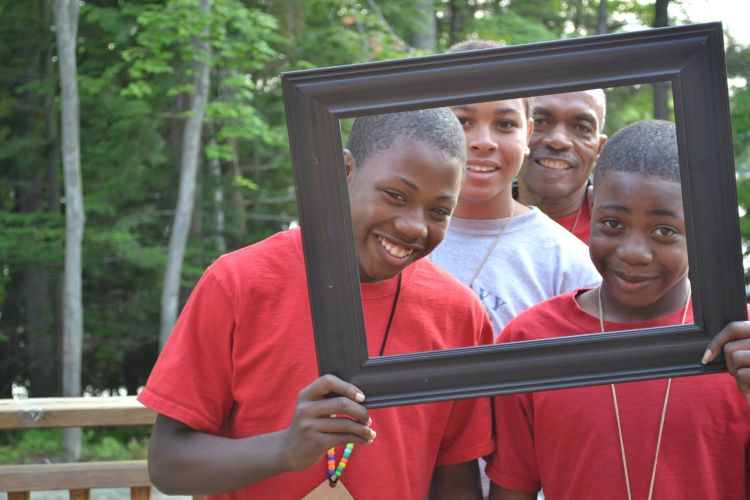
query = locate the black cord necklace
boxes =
[378,272,402,357]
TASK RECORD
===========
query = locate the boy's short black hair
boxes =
[446,39,534,118]
[593,119,680,190]
[347,108,467,169]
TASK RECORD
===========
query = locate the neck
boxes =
[454,192,518,220]
[517,182,587,220]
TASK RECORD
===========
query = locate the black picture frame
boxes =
[281,23,746,408]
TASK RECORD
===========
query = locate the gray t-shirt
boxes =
[430,206,601,336]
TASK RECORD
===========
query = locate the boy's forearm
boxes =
[148,414,292,495]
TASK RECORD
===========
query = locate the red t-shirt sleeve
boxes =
[436,314,495,466]
[138,267,236,434]
[485,319,542,494]
[435,396,494,467]
[486,392,540,494]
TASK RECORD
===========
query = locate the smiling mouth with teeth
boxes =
[467,165,498,172]
[377,236,415,258]
[537,158,571,170]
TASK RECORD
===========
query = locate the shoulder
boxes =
[524,208,590,251]
[410,259,491,321]
[408,258,494,345]
[509,208,599,277]
[499,290,586,342]
[413,258,480,303]
[206,229,304,293]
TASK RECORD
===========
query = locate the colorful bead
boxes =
[326,443,356,483]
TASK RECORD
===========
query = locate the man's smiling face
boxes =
[519,91,606,206]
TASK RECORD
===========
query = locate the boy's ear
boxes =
[343,149,356,180]
[587,184,594,211]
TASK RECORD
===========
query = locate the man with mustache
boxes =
[516,90,608,244]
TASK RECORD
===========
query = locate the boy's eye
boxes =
[431,207,452,219]
[456,117,471,127]
[601,219,622,230]
[383,189,406,202]
[496,120,518,130]
[653,226,678,237]
[533,117,548,128]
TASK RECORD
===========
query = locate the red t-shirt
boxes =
[487,290,750,500]
[553,201,591,244]
[139,228,495,499]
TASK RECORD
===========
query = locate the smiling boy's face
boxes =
[589,170,689,321]
[450,99,531,219]
[345,138,463,283]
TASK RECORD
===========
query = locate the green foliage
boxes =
[463,11,557,46]
[0,212,65,266]
[0,429,62,464]
[0,426,151,464]
[738,178,750,283]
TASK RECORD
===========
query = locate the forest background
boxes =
[2,0,749,463]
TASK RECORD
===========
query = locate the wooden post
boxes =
[131,486,151,500]
[69,489,90,500]
[8,493,30,500]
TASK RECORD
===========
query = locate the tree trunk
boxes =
[448,0,465,46]
[53,0,84,461]
[409,0,436,51]
[45,0,61,215]
[598,0,608,35]
[44,0,64,377]
[208,135,227,254]
[23,265,57,396]
[190,165,203,236]
[653,0,670,120]
[20,179,58,397]
[159,0,212,348]
[230,139,247,237]
[572,0,584,33]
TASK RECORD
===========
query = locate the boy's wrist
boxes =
[272,427,312,473]
[240,428,297,478]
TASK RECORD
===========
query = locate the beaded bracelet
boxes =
[327,443,355,483]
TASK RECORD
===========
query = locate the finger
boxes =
[300,396,370,424]
[319,432,376,449]
[724,339,750,374]
[298,374,365,403]
[702,321,750,364]
[316,417,377,442]
[735,367,750,396]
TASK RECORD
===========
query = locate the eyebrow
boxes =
[599,203,629,213]
[394,175,457,201]
[574,113,597,127]
[452,104,521,116]
[645,208,681,219]
[599,204,681,219]
[534,107,597,125]
[395,175,419,191]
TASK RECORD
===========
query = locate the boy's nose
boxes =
[468,126,497,152]
[394,212,428,241]
[616,233,653,264]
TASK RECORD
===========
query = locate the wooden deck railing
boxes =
[0,396,200,500]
